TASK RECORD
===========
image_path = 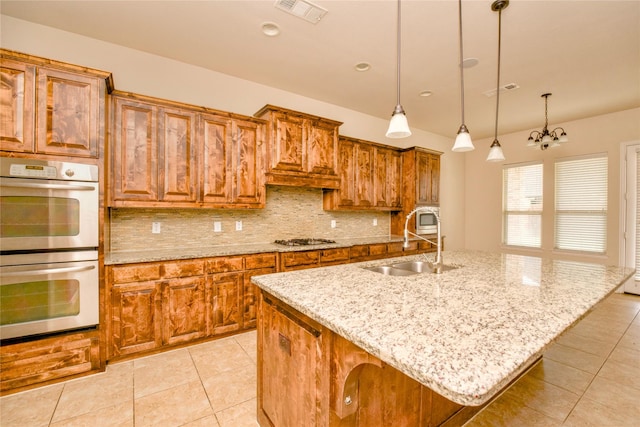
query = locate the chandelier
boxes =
[527,93,569,150]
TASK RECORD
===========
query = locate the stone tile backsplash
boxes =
[109,186,390,252]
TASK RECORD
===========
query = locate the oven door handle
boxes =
[0,181,96,191]
[1,264,96,277]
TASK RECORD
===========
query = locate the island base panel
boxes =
[257,291,491,426]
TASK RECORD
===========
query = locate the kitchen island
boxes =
[251,250,635,426]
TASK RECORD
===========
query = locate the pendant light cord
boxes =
[458,0,465,125]
[396,0,402,107]
[493,6,503,141]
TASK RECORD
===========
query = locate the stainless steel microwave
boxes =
[416,207,439,235]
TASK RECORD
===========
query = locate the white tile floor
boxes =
[1,292,638,426]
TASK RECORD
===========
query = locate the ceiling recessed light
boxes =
[462,58,479,68]
[354,62,371,72]
[261,22,280,37]
[419,90,433,97]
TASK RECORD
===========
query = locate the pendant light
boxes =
[386,0,411,138]
[486,0,509,162]
[452,0,474,152]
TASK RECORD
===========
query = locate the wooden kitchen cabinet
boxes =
[391,147,442,235]
[208,272,243,335]
[324,136,402,211]
[200,113,265,207]
[0,330,101,393]
[110,91,266,208]
[107,259,206,358]
[258,292,329,426]
[254,105,342,189]
[0,49,112,158]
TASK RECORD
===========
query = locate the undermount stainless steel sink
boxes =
[392,261,460,274]
[363,266,418,276]
[363,261,460,276]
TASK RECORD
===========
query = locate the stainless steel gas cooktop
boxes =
[273,238,336,246]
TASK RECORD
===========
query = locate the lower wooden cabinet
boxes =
[0,330,101,393]
[107,253,276,360]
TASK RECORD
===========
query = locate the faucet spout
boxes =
[403,207,443,269]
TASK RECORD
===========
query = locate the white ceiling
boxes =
[2,0,639,140]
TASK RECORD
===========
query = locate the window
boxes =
[503,162,543,247]
[555,154,608,253]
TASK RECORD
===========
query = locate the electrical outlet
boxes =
[373,218,378,226]
[236,220,243,231]
[331,220,337,228]
[152,222,161,234]
[214,221,222,232]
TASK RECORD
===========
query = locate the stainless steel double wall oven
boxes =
[0,157,99,340]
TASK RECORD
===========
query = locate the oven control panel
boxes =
[9,164,58,179]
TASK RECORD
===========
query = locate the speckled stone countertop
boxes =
[105,235,414,265]
[251,250,635,406]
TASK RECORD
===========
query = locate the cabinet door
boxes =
[112,98,158,201]
[305,119,338,176]
[158,107,197,202]
[111,281,162,357]
[271,113,304,172]
[200,113,232,204]
[374,147,390,208]
[355,143,374,207]
[0,59,35,153]
[162,276,206,345]
[243,267,275,329]
[388,149,403,208]
[35,68,101,157]
[428,153,440,205]
[260,295,323,426]
[336,138,356,207]
[232,119,264,205]
[209,272,243,335]
[416,151,431,205]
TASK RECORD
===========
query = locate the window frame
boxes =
[502,160,544,249]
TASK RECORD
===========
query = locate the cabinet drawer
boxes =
[387,242,405,255]
[281,251,320,270]
[161,260,204,278]
[349,245,369,259]
[111,264,161,284]
[320,248,350,264]
[368,244,387,256]
[206,256,244,273]
[246,253,277,270]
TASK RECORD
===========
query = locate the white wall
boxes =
[465,107,640,265]
[1,15,468,249]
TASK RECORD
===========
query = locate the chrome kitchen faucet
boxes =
[403,207,443,273]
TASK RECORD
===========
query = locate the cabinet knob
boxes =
[344,395,352,405]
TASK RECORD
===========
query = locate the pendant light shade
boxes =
[386,0,411,139]
[487,139,505,162]
[386,105,411,138]
[452,0,474,152]
[452,126,474,152]
[486,0,509,162]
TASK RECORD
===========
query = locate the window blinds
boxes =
[555,155,608,253]
[503,162,543,247]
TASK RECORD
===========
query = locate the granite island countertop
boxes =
[250,250,635,406]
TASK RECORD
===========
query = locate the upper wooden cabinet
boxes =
[109,92,266,208]
[0,49,112,158]
[391,147,442,235]
[254,105,342,189]
[323,136,403,211]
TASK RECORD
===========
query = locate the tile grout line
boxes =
[557,299,640,424]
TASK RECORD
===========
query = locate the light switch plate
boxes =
[236,220,242,231]
[214,221,222,232]
[331,220,337,228]
[152,222,161,234]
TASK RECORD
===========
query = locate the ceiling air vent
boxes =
[483,83,520,97]
[274,0,328,24]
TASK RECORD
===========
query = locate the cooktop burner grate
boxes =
[274,238,336,246]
